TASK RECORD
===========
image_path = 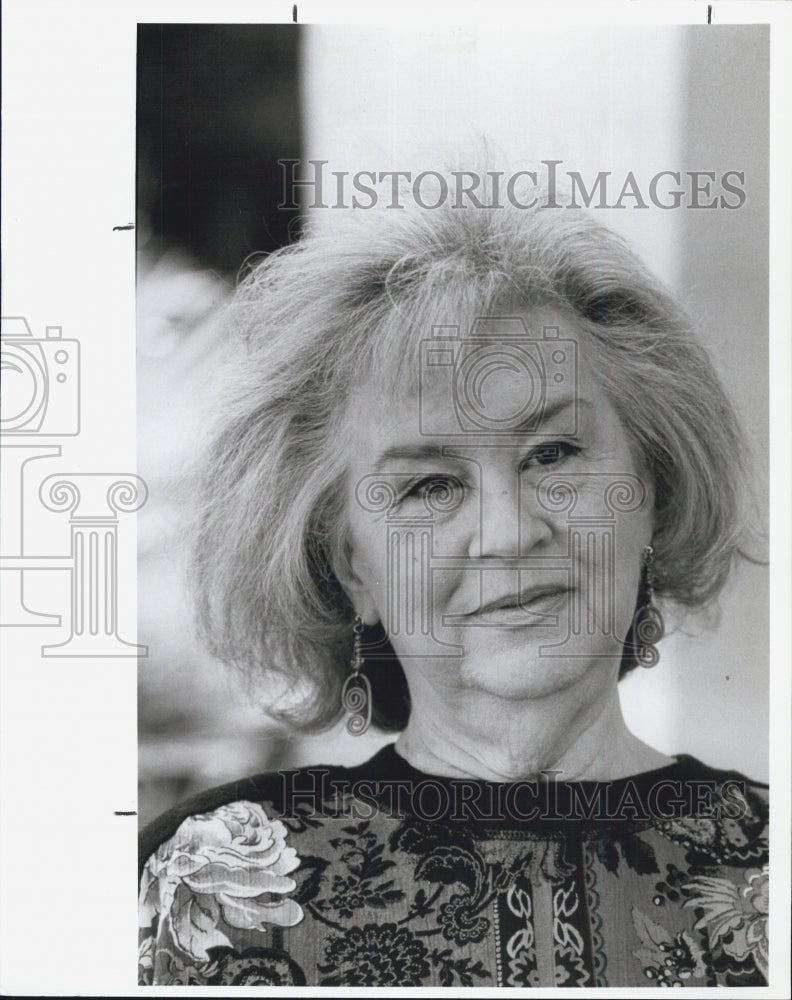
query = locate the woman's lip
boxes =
[469,587,571,617]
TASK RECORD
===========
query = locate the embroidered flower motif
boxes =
[684,865,768,981]
[317,864,403,919]
[140,801,303,961]
[318,922,431,985]
[322,874,372,919]
[506,949,540,988]
[632,907,707,986]
[438,893,489,944]
[202,946,307,985]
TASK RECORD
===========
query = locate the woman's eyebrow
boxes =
[373,443,450,472]
[372,398,593,471]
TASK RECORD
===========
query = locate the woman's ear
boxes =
[331,538,380,627]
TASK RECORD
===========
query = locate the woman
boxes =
[138,178,768,987]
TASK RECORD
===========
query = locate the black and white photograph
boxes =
[1,2,790,996]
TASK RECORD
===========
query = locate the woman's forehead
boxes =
[349,304,607,443]
[366,302,601,401]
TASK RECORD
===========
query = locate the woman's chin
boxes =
[455,649,603,701]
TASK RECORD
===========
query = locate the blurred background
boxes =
[137,24,769,826]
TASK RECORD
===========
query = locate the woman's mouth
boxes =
[464,585,572,625]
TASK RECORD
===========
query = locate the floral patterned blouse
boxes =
[138,745,768,987]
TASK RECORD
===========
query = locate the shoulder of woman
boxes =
[138,761,352,881]
[666,753,769,821]
[671,754,768,795]
[137,772,324,985]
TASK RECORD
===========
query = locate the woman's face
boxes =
[339,306,655,705]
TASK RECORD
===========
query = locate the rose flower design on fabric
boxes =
[139,802,303,978]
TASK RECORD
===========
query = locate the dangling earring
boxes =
[341,614,372,735]
[632,545,664,667]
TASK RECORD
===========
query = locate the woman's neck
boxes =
[394,682,672,782]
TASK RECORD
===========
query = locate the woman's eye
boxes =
[520,442,579,471]
[400,475,465,506]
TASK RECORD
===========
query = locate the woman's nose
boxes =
[470,477,553,558]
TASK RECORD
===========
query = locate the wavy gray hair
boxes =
[191,180,755,730]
